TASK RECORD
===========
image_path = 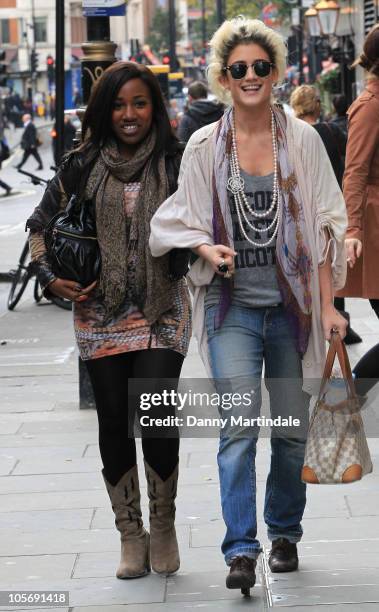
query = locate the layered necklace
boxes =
[227,108,281,248]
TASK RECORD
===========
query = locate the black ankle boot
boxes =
[339,310,362,345]
[268,538,298,573]
[226,555,256,589]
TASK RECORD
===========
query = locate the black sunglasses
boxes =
[225,60,274,80]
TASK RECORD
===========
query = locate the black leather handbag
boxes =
[44,193,101,287]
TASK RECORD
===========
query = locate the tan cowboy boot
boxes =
[103,466,150,579]
[144,460,180,575]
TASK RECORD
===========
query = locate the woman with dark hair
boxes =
[335,24,379,322]
[26,61,191,579]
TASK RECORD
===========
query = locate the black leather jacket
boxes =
[26,143,186,290]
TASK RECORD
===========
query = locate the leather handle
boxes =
[319,331,356,400]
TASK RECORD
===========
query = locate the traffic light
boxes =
[0,49,7,87]
[31,49,39,73]
[46,55,55,82]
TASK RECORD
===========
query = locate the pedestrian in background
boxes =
[178,80,224,143]
[335,23,379,322]
[150,16,347,592]
[290,84,361,344]
[331,94,348,140]
[17,113,43,171]
[26,61,191,581]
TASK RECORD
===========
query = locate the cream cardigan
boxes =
[150,114,347,392]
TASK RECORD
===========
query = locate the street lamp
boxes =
[305,7,321,38]
[314,0,340,36]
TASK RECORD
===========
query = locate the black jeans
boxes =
[86,348,184,486]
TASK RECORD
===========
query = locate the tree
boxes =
[146,8,184,56]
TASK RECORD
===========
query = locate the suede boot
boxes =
[144,460,180,575]
[103,466,150,579]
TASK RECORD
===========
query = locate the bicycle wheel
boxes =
[50,295,72,311]
[34,278,43,303]
[7,242,32,310]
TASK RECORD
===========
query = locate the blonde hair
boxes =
[208,16,287,105]
[290,85,319,119]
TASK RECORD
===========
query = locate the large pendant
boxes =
[227,175,245,194]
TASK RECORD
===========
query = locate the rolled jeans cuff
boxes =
[225,547,263,565]
[267,531,303,544]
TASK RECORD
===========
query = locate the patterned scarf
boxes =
[86,130,173,323]
[213,106,313,356]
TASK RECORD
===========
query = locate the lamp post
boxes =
[78,7,118,410]
[168,0,179,72]
[305,0,355,104]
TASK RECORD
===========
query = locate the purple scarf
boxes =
[212,106,313,356]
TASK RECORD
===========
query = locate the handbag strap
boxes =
[318,331,357,400]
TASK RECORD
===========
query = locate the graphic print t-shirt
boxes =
[205,170,282,309]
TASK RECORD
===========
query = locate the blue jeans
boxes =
[205,304,309,565]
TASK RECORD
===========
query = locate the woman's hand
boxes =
[49,278,97,302]
[321,303,347,341]
[195,244,237,276]
[345,238,362,268]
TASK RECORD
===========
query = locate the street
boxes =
[0,133,379,610]
[0,122,54,314]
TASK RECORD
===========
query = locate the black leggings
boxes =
[334,297,379,320]
[353,343,379,396]
[86,349,184,486]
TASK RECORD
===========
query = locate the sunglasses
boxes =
[224,60,274,80]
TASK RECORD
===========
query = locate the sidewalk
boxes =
[0,294,379,611]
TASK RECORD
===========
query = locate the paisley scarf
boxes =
[213,105,313,356]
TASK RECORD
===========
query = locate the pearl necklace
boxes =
[227,108,281,248]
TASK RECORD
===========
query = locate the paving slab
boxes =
[0,432,98,447]
[296,552,379,571]
[17,420,97,434]
[0,508,93,531]
[0,575,166,607]
[345,490,379,516]
[12,457,102,476]
[0,445,87,461]
[0,472,103,495]
[0,458,17,476]
[268,567,379,589]
[0,553,76,582]
[0,488,107,512]
[271,584,379,607]
[166,570,265,603]
[0,422,22,435]
[72,601,262,612]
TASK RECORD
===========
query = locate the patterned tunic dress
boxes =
[74,182,191,360]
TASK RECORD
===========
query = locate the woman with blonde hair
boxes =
[150,17,347,592]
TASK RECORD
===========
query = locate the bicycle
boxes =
[7,169,71,312]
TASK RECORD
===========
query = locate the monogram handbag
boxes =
[44,193,101,288]
[301,332,372,484]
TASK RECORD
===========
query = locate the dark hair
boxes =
[188,81,208,100]
[352,23,379,76]
[332,94,348,116]
[81,61,178,166]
